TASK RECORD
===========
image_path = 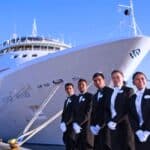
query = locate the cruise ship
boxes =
[0,0,150,146]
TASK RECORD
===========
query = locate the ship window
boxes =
[22,54,27,58]
[41,46,47,50]
[16,38,20,42]
[25,45,32,50]
[55,47,60,50]
[15,46,24,51]
[0,50,4,54]
[3,41,7,46]
[32,54,37,57]
[33,45,40,50]
[11,47,14,50]
[13,47,18,51]
[48,47,53,49]
[21,37,26,42]
[14,55,18,58]
[11,39,16,43]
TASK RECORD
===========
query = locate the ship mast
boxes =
[129,0,137,36]
[118,0,140,36]
[32,19,38,37]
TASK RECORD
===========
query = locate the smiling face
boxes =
[65,85,74,96]
[111,72,124,87]
[78,81,87,93]
[133,73,147,90]
[93,75,105,89]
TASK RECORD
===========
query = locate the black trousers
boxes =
[75,129,93,150]
[63,130,75,150]
[109,121,135,150]
[135,136,150,150]
[94,127,110,150]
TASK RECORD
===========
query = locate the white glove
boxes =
[95,124,101,132]
[90,125,101,135]
[143,131,150,142]
[107,121,117,130]
[73,122,81,134]
[60,122,67,133]
[90,126,97,135]
[136,130,146,142]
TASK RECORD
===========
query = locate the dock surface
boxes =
[0,142,65,150]
[24,144,65,150]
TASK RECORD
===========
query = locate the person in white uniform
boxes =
[105,70,135,150]
[129,72,150,150]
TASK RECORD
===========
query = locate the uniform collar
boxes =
[113,86,122,92]
[80,91,87,95]
[97,86,106,93]
[67,94,74,99]
[136,88,145,96]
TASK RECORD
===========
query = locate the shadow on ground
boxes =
[24,144,65,150]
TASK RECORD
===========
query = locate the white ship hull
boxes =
[0,36,150,145]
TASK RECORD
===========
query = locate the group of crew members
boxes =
[60,70,150,150]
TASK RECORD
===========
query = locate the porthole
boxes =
[32,54,37,57]
[22,54,27,58]
[14,55,18,58]
[53,79,64,85]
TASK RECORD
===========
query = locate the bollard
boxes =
[0,138,2,142]
[8,139,20,150]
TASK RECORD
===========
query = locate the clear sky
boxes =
[0,0,150,45]
[0,0,149,84]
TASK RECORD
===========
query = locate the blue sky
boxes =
[0,0,150,45]
[0,0,149,83]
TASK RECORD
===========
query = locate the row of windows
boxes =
[3,37,54,46]
[13,54,38,59]
[0,45,60,54]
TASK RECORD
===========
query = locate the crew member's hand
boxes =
[90,125,101,135]
[73,122,82,134]
[90,126,98,135]
[107,121,117,130]
[143,130,150,142]
[60,122,67,133]
[136,130,146,142]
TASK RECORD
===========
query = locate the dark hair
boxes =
[111,70,124,77]
[92,72,105,80]
[78,78,87,84]
[65,83,74,89]
[132,71,147,81]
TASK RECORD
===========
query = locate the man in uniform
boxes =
[73,79,94,150]
[60,83,77,150]
[90,72,113,150]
